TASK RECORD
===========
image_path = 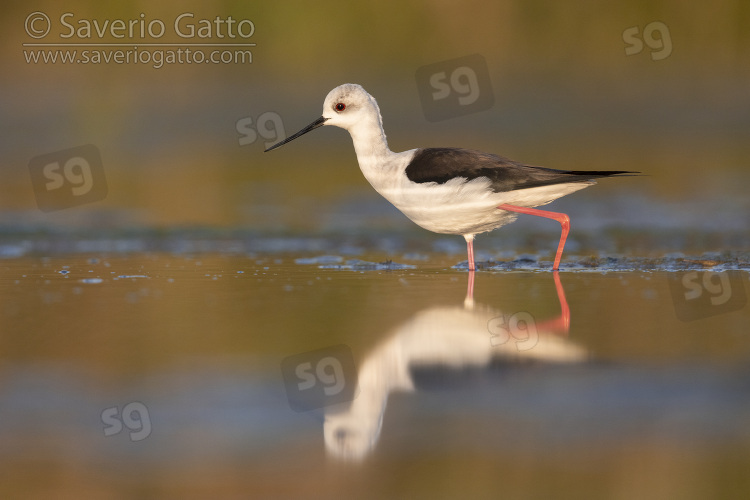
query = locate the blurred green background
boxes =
[1,0,748,238]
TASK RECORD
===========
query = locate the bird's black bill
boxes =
[264,116,329,152]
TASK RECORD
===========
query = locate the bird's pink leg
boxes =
[466,267,475,299]
[498,204,570,271]
[536,271,570,334]
[464,235,476,271]
[464,236,477,306]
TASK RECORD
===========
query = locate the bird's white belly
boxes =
[377,177,513,235]
[356,151,594,237]
[376,176,593,236]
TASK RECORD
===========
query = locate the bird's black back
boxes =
[405,147,637,193]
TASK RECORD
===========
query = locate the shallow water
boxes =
[1,241,749,498]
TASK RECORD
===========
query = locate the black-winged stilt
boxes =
[265,84,637,270]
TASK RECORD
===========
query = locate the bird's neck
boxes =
[348,114,396,171]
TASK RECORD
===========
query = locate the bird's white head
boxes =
[321,83,381,131]
[264,83,385,152]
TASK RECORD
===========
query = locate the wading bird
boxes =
[265,84,635,270]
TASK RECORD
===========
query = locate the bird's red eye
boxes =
[335,103,346,112]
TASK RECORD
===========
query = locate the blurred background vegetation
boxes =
[1,0,748,238]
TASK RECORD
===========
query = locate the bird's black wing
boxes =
[405,147,638,193]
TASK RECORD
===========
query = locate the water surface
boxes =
[1,242,749,498]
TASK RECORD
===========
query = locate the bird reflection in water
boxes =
[324,272,584,461]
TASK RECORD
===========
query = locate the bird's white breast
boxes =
[356,149,591,236]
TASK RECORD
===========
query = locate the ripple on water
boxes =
[295,256,416,270]
[294,255,344,265]
[79,278,104,284]
[451,254,750,272]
